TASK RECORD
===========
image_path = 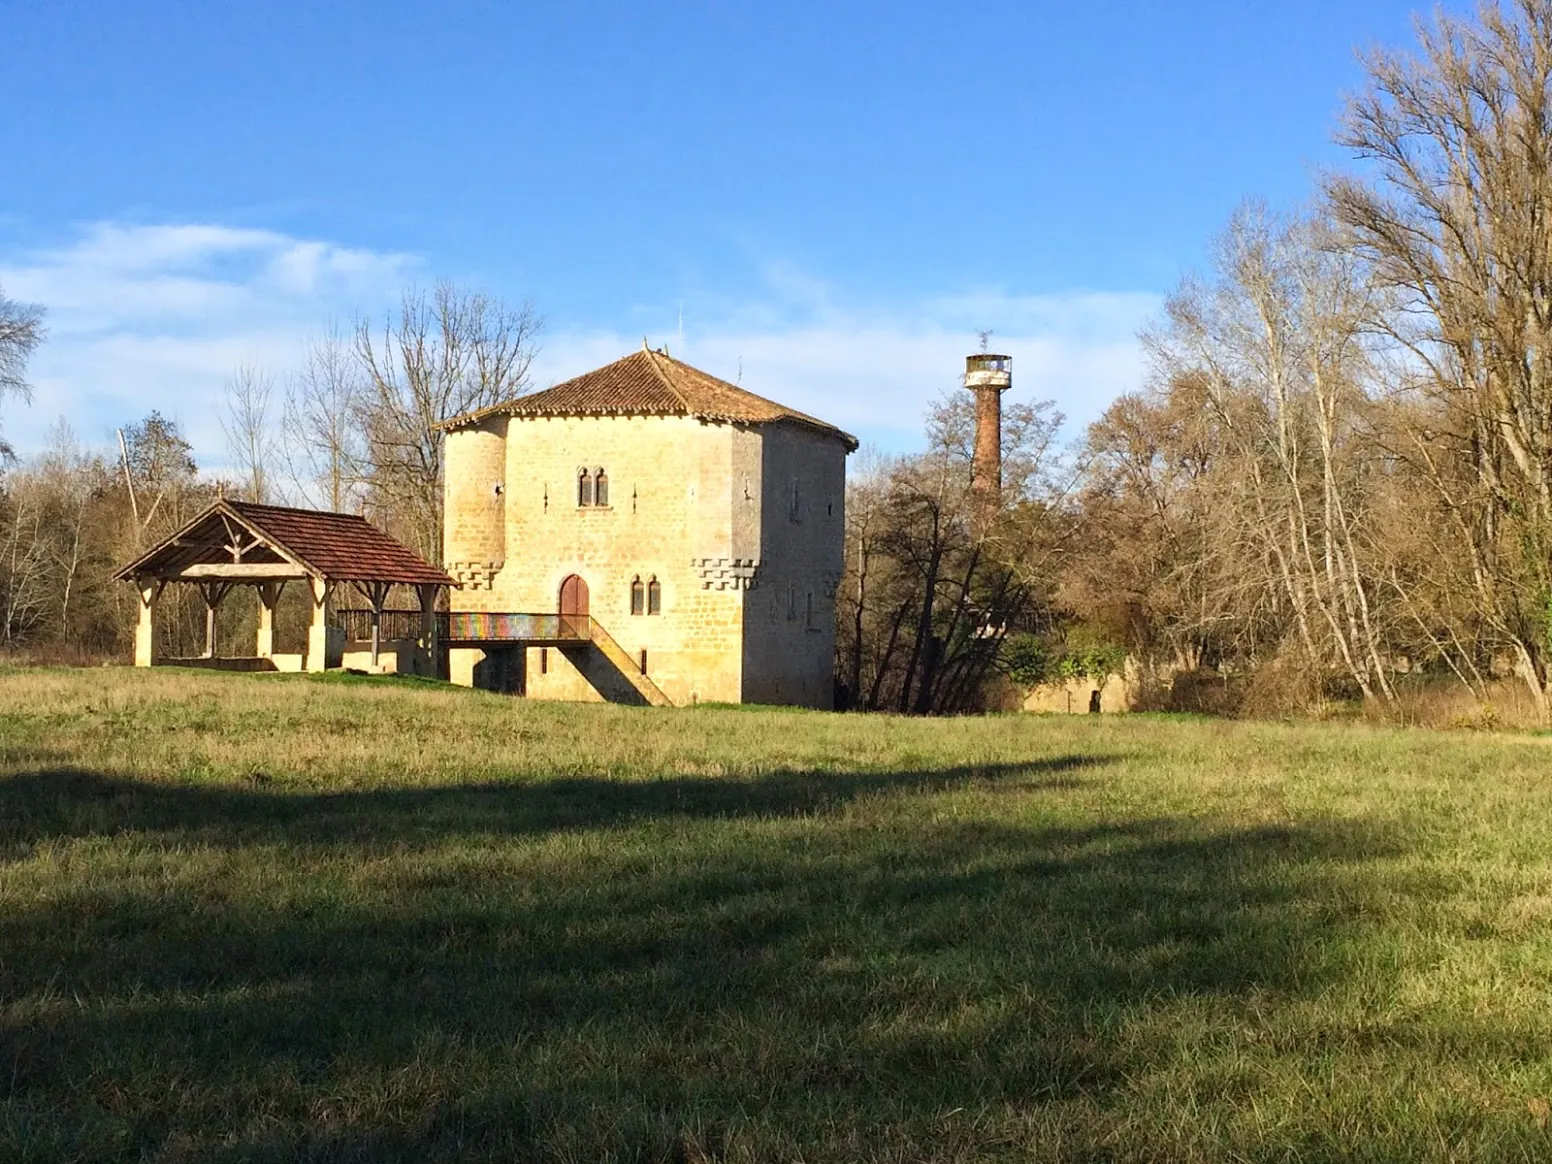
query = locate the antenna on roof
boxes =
[642,335,650,351]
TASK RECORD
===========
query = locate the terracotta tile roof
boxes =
[116,500,455,587]
[227,502,454,585]
[440,347,858,449]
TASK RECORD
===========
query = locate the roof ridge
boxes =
[642,348,692,410]
[228,498,367,520]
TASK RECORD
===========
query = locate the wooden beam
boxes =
[172,563,311,580]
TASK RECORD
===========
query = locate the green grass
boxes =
[4,668,1552,1162]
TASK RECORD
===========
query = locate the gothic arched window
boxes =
[647,576,661,616]
[630,575,644,616]
[594,467,609,507]
[577,468,593,507]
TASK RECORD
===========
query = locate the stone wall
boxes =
[446,414,743,705]
[1022,670,1139,715]
[443,410,848,709]
[443,419,508,592]
[739,422,847,707]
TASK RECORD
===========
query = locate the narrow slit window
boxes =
[630,576,644,616]
[647,576,661,616]
[577,468,593,507]
[789,479,801,520]
[805,591,814,629]
[540,647,549,674]
[595,467,609,507]
[787,582,797,621]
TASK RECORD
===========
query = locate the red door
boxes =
[559,574,589,635]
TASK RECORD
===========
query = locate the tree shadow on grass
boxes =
[0,761,1429,1163]
[0,756,1100,851]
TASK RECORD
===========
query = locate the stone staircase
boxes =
[573,618,673,707]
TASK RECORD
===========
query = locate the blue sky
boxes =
[1,0,1431,463]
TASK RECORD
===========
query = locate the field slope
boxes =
[3,668,1552,1162]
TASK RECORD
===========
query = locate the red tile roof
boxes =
[116,500,455,587]
[229,502,454,585]
[440,347,858,449]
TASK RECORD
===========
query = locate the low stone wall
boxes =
[340,639,436,677]
[1022,672,1137,715]
[160,657,278,673]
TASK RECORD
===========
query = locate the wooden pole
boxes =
[307,577,331,673]
[134,579,163,667]
[256,581,284,659]
[419,584,439,678]
[198,581,232,659]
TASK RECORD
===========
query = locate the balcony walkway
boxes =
[333,609,671,707]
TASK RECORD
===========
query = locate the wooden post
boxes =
[256,581,284,659]
[355,580,391,669]
[197,581,232,659]
[306,576,332,673]
[419,584,439,677]
[134,579,163,667]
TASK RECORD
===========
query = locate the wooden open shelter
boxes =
[115,500,456,672]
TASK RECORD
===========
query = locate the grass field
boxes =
[4,668,1552,1162]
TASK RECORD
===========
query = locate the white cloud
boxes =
[0,221,416,461]
[537,291,1160,452]
[1,221,1160,469]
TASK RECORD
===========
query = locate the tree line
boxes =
[0,281,540,658]
[5,1,1552,720]
[843,0,1552,717]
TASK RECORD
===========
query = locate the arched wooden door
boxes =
[558,574,589,635]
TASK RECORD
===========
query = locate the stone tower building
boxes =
[439,346,856,708]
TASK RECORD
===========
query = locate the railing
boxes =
[332,609,594,644]
[332,608,425,641]
[444,612,591,643]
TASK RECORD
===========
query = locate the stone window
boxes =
[630,575,645,616]
[647,576,661,616]
[805,591,814,630]
[595,467,610,507]
[787,582,797,621]
[789,479,801,521]
[577,468,593,507]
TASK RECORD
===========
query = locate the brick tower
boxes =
[965,352,1012,535]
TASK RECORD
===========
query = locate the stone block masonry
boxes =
[443,409,849,707]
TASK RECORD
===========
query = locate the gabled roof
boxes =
[115,499,456,587]
[439,347,859,450]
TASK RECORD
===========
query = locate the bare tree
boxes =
[838,386,1068,713]
[221,364,278,503]
[0,283,45,459]
[283,326,364,512]
[352,282,542,560]
[1145,205,1397,704]
[1327,0,1552,710]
